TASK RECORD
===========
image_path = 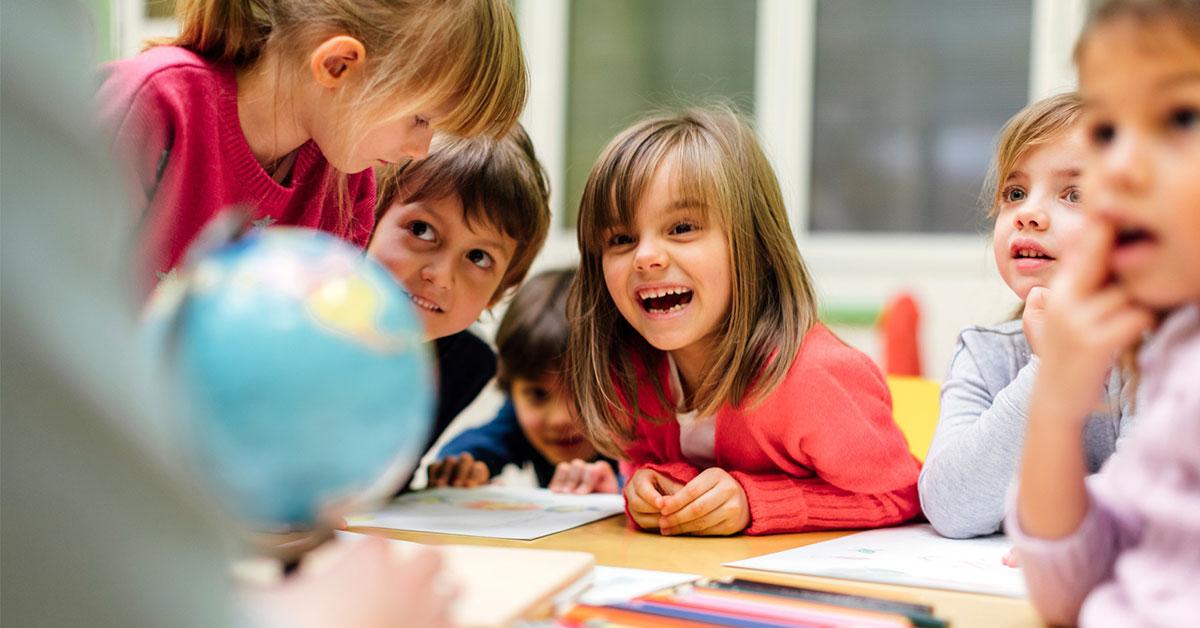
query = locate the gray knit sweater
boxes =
[918,319,1135,538]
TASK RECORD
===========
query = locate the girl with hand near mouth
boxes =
[920,93,1137,539]
[568,106,921,537]
[1010,1,1200,624]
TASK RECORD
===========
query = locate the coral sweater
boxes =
[96,46,376,290]
[621,324,922,535]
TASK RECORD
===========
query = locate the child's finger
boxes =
[468,461,489,487]
[449,454,476,487]
[1058,218,1114,297]
[659,469,720,516]
[628,471,665,514]
[663,507,729,536]
[552,460,586,493]
[658,485,724,530]
[1025,286,1049,313]
[577,461,606,494]
[427,459,451,487]
[548,462,572,493]
[1094,307,1154,354]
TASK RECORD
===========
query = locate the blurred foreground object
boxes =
[1,2,235,626]
[146,226,434,532]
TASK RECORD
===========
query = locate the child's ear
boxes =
[310,36,367,88]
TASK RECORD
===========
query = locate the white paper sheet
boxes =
[578,566,700,606]
[348,486,625,540]
[726,524,1027,598]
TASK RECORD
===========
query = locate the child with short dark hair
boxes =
[367,123,551,468]
[429,269,618,494]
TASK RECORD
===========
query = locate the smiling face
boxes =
[601,161,733,369]
[992,128,1090,300]
[367,194,516,339]
[1078,19,1200,308]
[512,373,597,465]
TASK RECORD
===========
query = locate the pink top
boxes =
[96,46,376,290]
[1007,304,1200,626]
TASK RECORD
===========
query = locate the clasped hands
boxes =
[625,467,750,536]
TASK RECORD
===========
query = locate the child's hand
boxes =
[250,537,457,628]
[1001,547,1020,568]
[549,459,619,494]
[657,468,750,536]
[1035,220,1154,423]
[1022,286,1049,356]
[624,468,683,530]
[427,453,490,488]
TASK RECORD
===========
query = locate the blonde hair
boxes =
[370,123,551,304]
[568,105,818,456]
[983,92,1083,219]
[154,0,528,227]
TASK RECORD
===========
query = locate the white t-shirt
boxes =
[667,355,716,467]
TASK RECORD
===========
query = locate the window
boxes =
[563,0,757,227]
[809,0,1032,234]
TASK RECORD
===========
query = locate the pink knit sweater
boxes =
[96,46,375,290]
[1008,305,1200,626]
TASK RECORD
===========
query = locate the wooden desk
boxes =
[354,516,1043,627]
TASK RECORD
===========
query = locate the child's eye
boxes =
[1168,106,1197,131]
[408,220,436,242]
[414,115,430,128]
[1003,186,1026,203]
[669,221,699,236]
[607,233,634,248]
[1063,187,1082,204]
[524,386,551,404]
[1090,121,1116,146]
[466,249,494,269]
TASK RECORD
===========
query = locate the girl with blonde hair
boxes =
[97,0,527,290]
[920,92,1136,540]
[568,106,921,536]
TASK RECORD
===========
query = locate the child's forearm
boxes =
[1016,384,1090,539]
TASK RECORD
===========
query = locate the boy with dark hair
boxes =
[428,269,618,494]
[367,123,551,472]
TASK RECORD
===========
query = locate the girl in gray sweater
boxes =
[919,93,1135,539]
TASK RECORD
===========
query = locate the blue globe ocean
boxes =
[146,226,432,529]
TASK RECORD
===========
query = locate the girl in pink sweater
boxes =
[97,0,527,291]
[1009,1,1200,624]
[568,106,921,537]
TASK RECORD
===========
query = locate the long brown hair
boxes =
[568,106,818,456]
[154,0,528,228]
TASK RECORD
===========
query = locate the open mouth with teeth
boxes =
[1013,249,1054,261]
[404,291,443,313]
[637,287,694,314]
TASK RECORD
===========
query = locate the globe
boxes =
[145,226,432,529]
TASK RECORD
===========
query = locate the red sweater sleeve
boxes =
[732,335,922,535]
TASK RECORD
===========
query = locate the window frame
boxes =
[517,0,1091,275]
